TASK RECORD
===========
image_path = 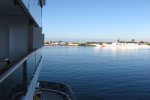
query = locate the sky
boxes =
[43,0,150,42]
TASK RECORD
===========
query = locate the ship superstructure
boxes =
[0,0,45,99]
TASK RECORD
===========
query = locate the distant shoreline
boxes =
[44,41,150,48]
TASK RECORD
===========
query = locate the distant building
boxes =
[67,42,79,46]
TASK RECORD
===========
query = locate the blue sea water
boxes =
[39,46,150,100]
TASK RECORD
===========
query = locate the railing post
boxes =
[23,61,27,95]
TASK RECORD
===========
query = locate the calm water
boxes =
[39,46,150,100]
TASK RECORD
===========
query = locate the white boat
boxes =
[96,42,150,49]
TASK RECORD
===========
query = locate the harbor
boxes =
[44,40,150,49]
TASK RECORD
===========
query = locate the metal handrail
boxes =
[0,49,37,83]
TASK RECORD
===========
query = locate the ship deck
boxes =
[34,81,76,100]
[35,91,64,100]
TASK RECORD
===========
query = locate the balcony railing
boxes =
[0,49,42,100]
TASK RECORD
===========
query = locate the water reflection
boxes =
[40,46,150,100]
[94,47,141,57]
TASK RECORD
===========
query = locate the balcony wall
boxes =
[9,16,29,61]
[0,16,28,63]
[0,18,44,69]
[28,26,44,51]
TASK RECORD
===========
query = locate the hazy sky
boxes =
[43,0,150,42]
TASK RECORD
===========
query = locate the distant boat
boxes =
[95,44,105,47]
